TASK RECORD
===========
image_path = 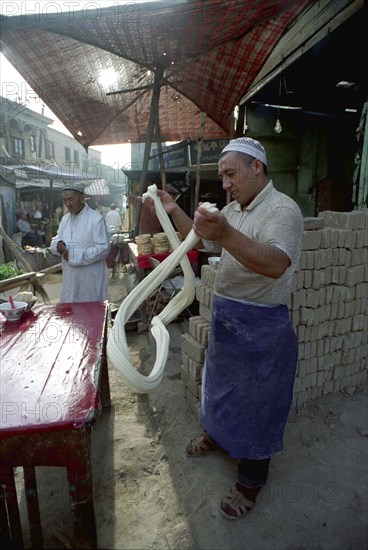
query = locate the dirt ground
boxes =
[6,272,368,549]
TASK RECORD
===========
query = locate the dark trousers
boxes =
[207,433,271,487]
[237,457,270,488]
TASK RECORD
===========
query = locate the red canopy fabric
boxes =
[0,0,312,147]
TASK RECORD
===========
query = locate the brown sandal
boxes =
[186,433,221,457]
[220,483,260,520]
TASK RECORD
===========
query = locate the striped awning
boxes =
[0,0,313,146]
[83,179,110,196]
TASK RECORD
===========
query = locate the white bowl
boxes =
[0,301,28,322]
[208,256,220,267]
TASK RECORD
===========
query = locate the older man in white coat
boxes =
[50,184,110,303]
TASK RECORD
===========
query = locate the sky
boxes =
[0,0,145,168]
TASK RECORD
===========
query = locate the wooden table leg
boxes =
[0,483,10,538]
[0,467,23,547]
[24,466,43,548]
[99,324,111,409]
[66,429,97,549]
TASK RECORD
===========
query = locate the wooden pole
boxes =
[156,117,167,191]
[357,101,367,208]
[194,112,206,209]
[138,65,164,196]
[134,66,164,237]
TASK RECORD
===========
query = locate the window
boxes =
[45,140,55,160]
[9,119,20,130]
[65,146,71,162]
[11,137,24,158]
[73,150,80,164]
[30,135,37,153]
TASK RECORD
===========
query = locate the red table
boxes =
[136,248,200,270]
[0,302,110,549]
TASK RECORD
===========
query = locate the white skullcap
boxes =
[221,137,267,166]
[62,183,84,194]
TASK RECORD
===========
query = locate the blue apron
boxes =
[201,293,298,459]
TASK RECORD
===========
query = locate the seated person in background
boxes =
[128,193,162,235]
[31,208,48,245]
[128,184,180,235]
[15,209,43,247]
[54,206,63,225]
[105,203,122,237]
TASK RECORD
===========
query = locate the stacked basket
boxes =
[152,233,169,254]
[135,234,153,255]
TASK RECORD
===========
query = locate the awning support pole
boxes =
[134,66,164,237]
[194,112,206,210]
[156,117,167,191]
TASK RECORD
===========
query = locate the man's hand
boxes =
[156,189,180,215]
[193,205,229,241]
[56,240,69,261]
[193,205,291,279]
[141,189,178,220]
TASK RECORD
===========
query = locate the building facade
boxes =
[0,96,127,240]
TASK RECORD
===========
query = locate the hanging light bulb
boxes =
[233,105,239,131]
[274,74,283,134]
[243,106,248,134]
[274,118,282,134]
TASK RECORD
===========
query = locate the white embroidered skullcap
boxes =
[221,137,267,166]
[62,183,84,194]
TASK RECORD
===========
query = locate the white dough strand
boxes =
[107,184,218,393]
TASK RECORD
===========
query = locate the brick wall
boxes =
[181,210,368,416]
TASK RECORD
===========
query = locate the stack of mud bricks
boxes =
[181,210,368,416]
